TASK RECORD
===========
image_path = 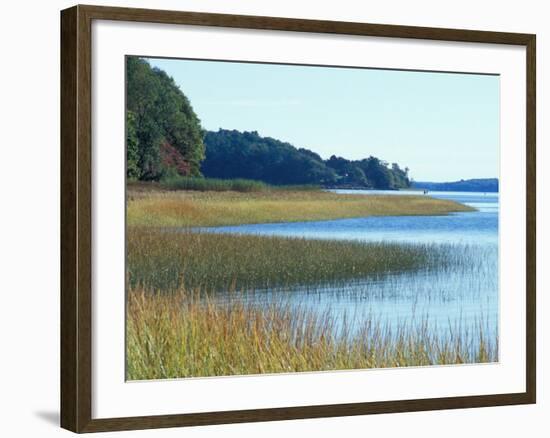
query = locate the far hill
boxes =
[412,178,498,192]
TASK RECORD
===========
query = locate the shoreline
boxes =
[125,188,497,380]
[127,188,475,228]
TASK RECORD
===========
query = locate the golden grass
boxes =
[126,287,497,380]
[127,189,474,227]
[125,184,488,380]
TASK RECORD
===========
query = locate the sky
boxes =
[147,57,499,182]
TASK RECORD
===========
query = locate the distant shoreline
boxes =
[412,178,499,193]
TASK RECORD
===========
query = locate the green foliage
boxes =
[153,69,205,176]
[202,130,337,186]
[126,57,205,180]
[203,129,411,189]
[126,59,411,189]
[126,57,163,180]
[126,111,140,179]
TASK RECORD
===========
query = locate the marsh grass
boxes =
[160,175,270,192]
[156,175,322,192]
[125,185,494,380]
[127,228,450,292]
[127,189,474,228]
[126,287,498,380]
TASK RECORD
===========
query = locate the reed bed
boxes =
[127,287,498,380]
[127,228,449,292]
[161,175,270,192]
[127,189,474,228]
[155,175,321,192]
[125,184,494,379]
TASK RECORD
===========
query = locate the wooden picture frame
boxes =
[61,4,536,433]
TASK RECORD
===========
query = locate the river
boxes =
[199,190,499,351]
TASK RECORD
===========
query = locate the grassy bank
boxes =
[127,287,497,380]
[161,176,270,192]
[127,189,474,228]
[155,175,319,192]
[128,228,447,292]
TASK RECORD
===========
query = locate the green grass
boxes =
[127,228,447,292]
[155,175,321,192]
[127,189,475,228]
[160,175,271,192]
[126,287,497,380]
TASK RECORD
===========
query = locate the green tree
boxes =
[203,130,411,189]
[202,130,337,185]
[126,111,140,179]
[126,57,205,180]
[154,69,205,176]
[126,57,411,189]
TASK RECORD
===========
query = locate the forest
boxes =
[412,178,498,193]
[126,57,411,189]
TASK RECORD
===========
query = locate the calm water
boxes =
[201,191,499,348]
[200,191,498,245]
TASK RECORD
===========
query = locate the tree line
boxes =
[412,178,498,192]
[203,130,410,189]
[126,57,411,189]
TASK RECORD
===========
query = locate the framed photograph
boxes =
[60,4,536,433]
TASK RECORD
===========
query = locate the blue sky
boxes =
[147,57,499,182]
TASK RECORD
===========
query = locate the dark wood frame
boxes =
[61,4,536,433]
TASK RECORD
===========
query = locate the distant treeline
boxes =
[126,57,411,189]
[412,178,498,192]
[203,130,410,189]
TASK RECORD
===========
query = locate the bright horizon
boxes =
[147,57,499,183]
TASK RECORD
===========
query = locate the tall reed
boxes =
[127,228,448,292]
[127,287,498,380]
[160,175,270,192]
